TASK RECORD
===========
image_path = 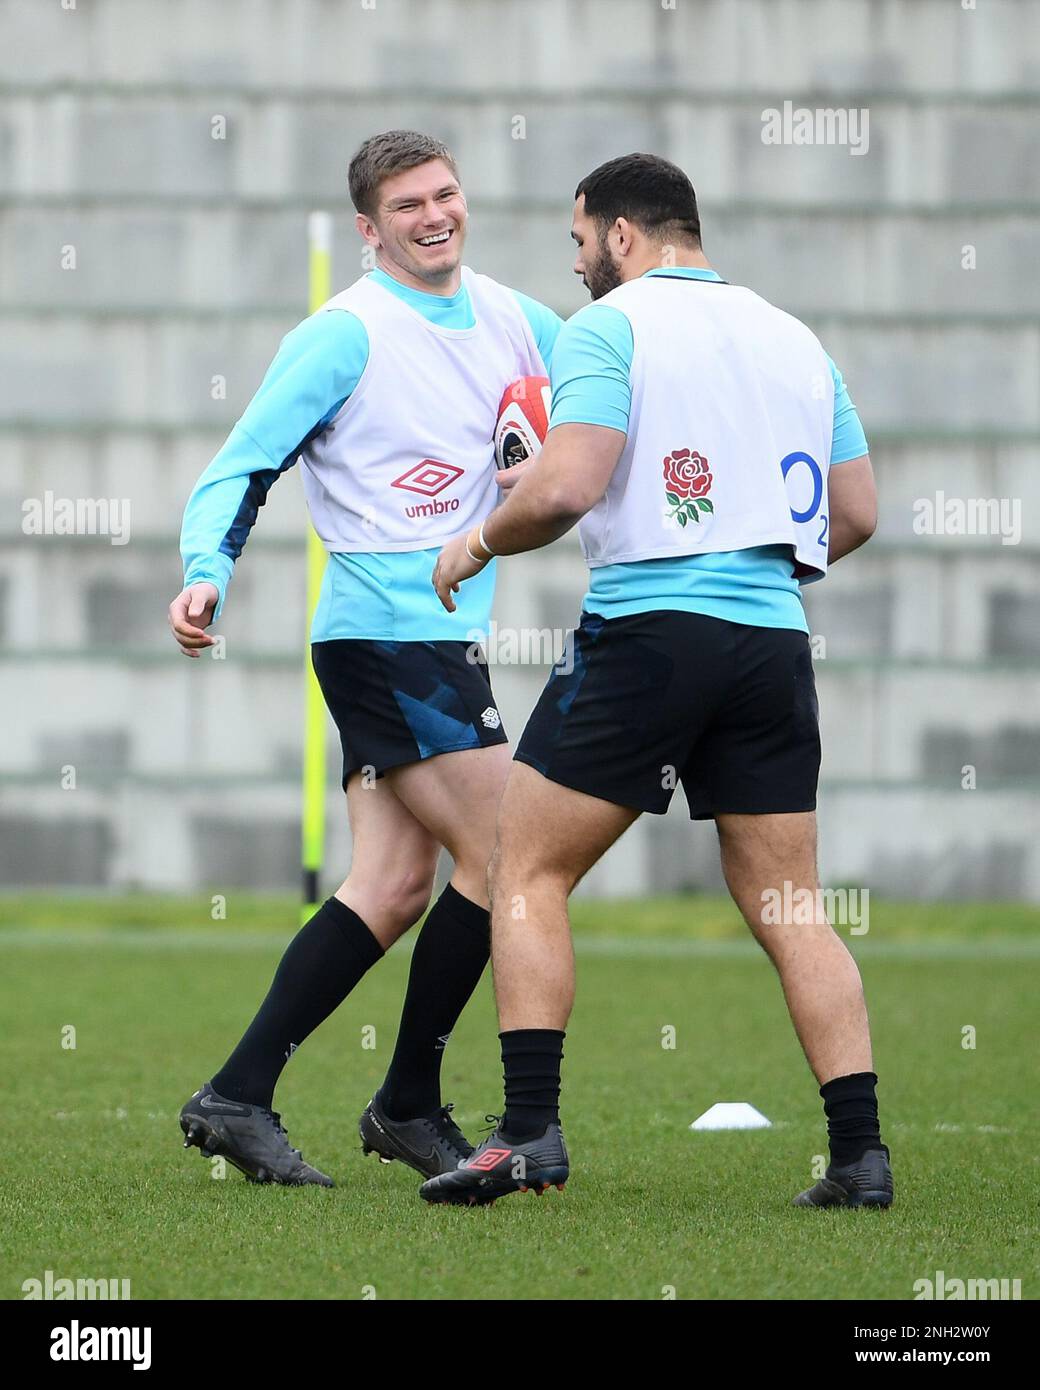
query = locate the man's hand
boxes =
[168,582,219,657]
[432,533,488,613]
[494,457,535,493]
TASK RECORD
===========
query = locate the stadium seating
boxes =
[1,0,1037,897]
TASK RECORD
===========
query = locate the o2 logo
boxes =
[781,450,828,547]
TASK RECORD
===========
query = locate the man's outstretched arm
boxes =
[432,299,633,612]
[432,423,625,612]
[170,310,366,655]
[486,422,626,553]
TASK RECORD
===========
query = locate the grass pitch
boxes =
[2,895,1037,1301]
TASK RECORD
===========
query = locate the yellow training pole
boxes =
[301,211,332,921]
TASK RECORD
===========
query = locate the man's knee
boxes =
[347,861,437,936]
[390,868,437,931]
[490,832,576,906]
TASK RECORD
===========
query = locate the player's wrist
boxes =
[466,525,495,564]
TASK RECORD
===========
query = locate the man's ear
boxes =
[613,217,636,258]
[355,212,379,247]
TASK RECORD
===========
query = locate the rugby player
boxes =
[169,130,560,1186]
[426,153,888,1209]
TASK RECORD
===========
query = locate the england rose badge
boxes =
[663,448,714,527]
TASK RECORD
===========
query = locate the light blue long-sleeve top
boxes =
[180,268,562,640]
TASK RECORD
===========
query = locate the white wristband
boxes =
[478,523,496,557]
[465,538,482,563]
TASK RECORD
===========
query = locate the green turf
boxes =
[2,896,1037,1300]
[3,891,1040,940]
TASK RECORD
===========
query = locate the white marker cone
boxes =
[690,1102,772,1131]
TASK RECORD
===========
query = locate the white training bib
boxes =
[300,267,545,551]
[577,275,836,582]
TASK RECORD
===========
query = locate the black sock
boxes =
[380,884,490,1121]
[500,1028,565,1141]
[820,1071,884,1167]
[212,896,384,1108]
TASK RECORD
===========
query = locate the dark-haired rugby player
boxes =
[428,153,887,1211]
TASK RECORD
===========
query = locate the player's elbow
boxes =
[534,424,623,521]
[543,476,605,523]
[850,500,877,545]
[547,493,591,526]
[830,499,877,557]
[829,455,877,547]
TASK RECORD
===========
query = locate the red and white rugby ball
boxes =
[494,376,551,469]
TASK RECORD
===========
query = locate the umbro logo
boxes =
[480,707,501,729]
[391,459,464,497]
[465,1146,512,1171]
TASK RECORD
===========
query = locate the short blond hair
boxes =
[349,130,459,218]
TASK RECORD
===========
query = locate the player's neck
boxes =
[626,248,713,280]
[375,254,463,298]
[670,250,713,271]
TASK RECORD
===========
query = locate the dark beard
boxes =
[582,239,623,300]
